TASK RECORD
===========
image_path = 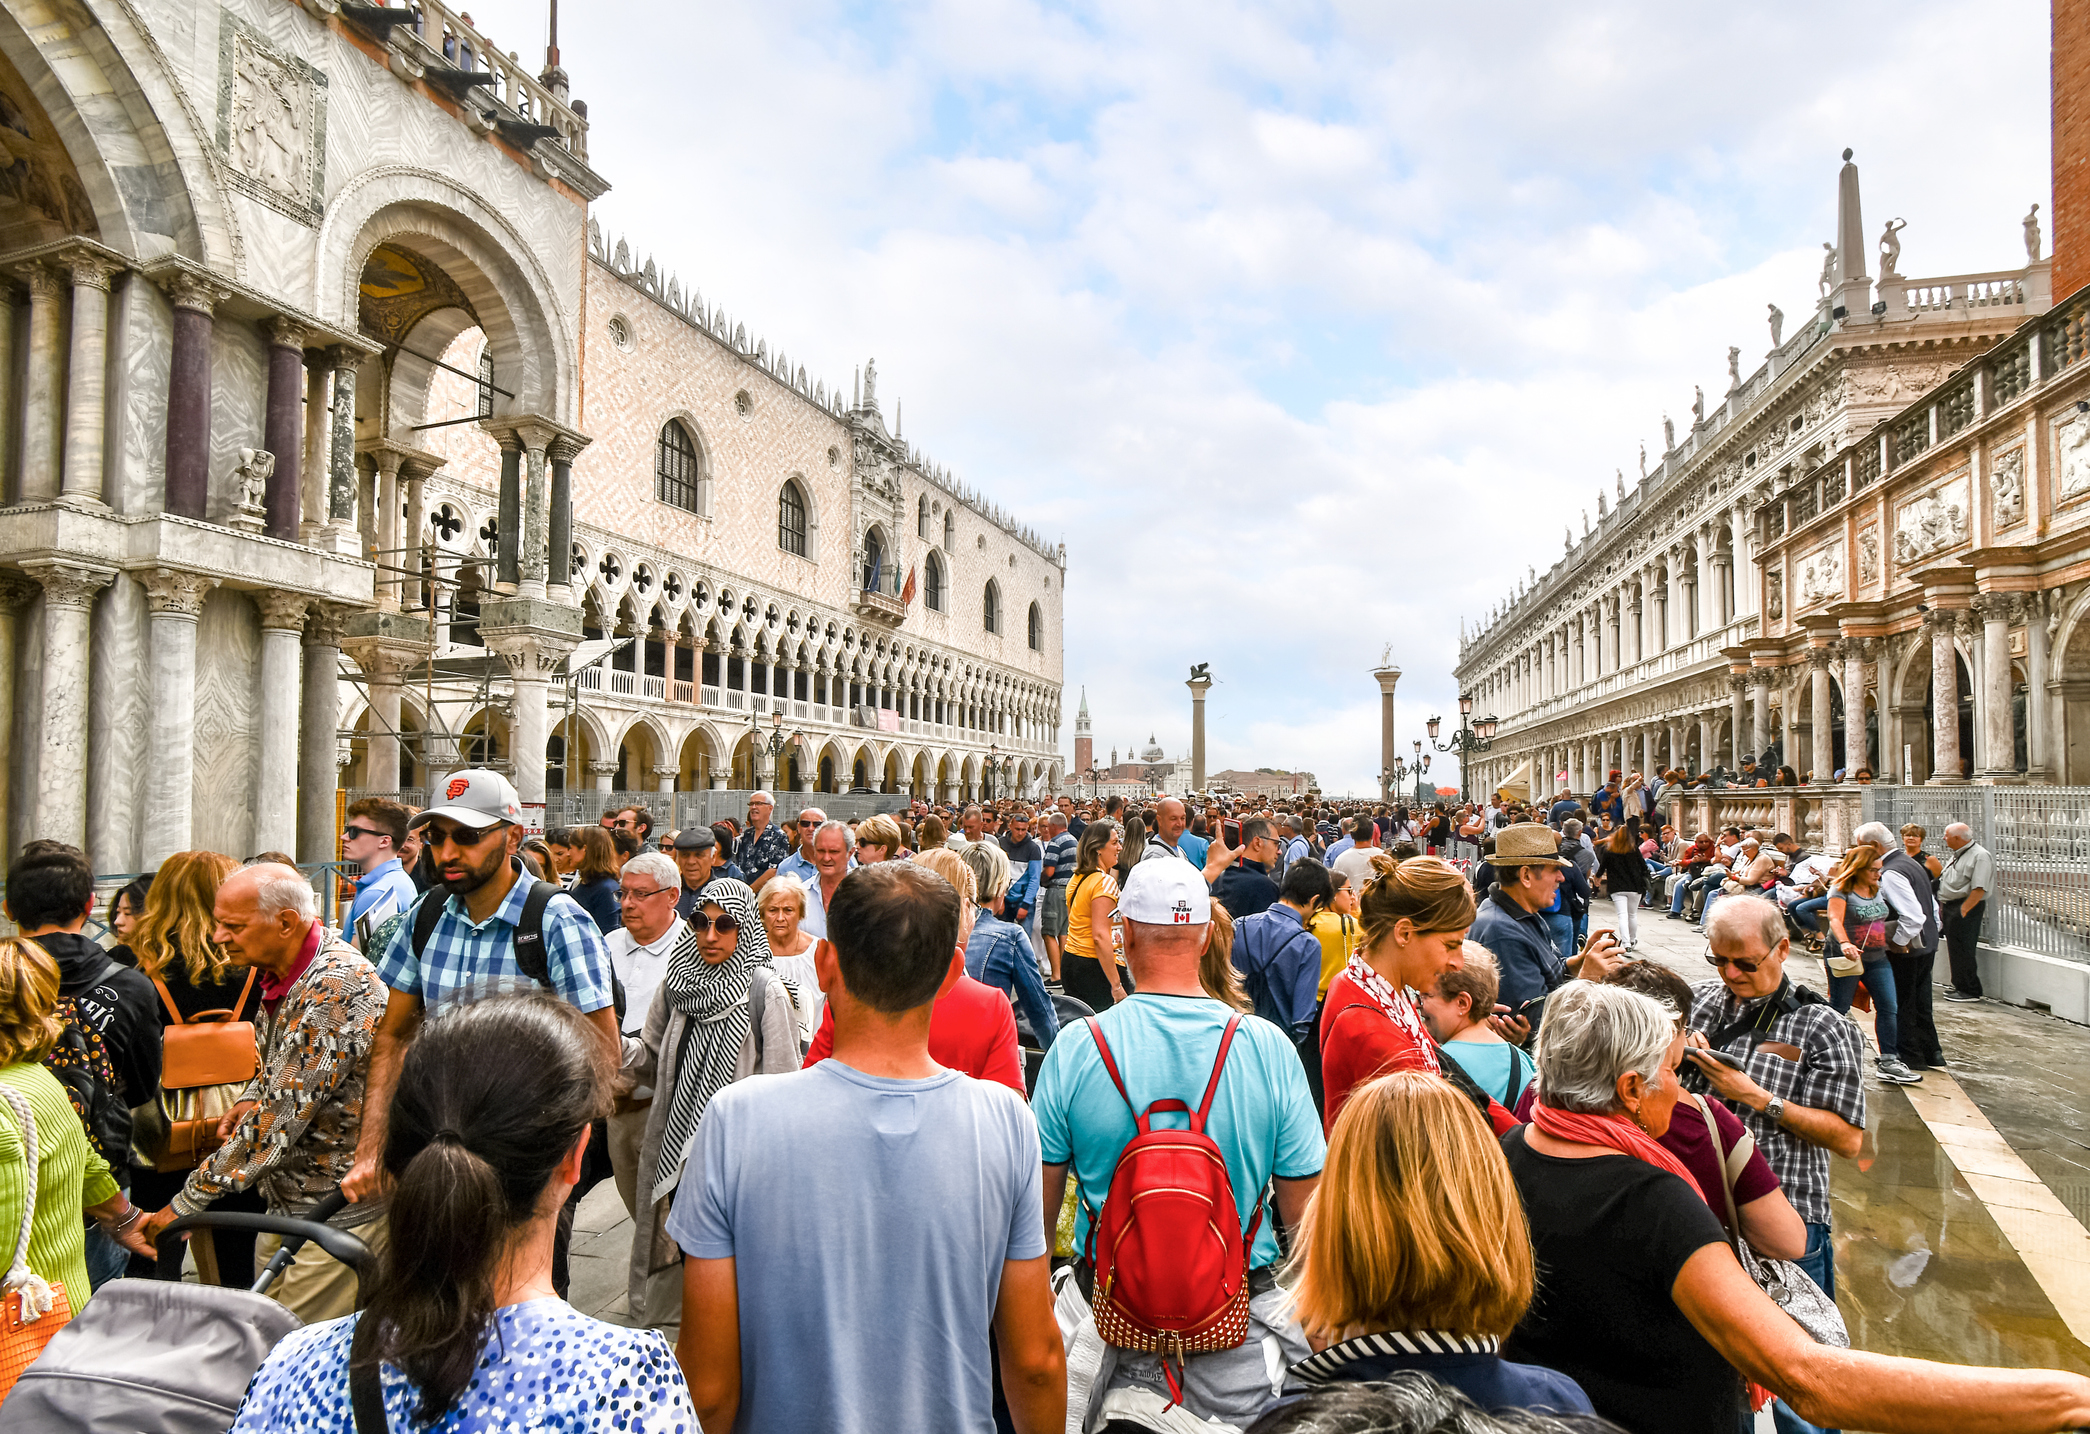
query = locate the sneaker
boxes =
[1942,990,1982,1003]
[1876,1057,1924,1085]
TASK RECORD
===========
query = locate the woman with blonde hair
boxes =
[1824,842,1919,1085]
[1282,1071,1591,1415]
[758,876,821,1047]
[0,937,155,1315]
[113,849,268,1281]
[1319,855,1515,1135]
[1201,900,1250,1012]
[855,813,906,863]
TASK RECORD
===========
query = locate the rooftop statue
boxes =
[1878,217,1907,278]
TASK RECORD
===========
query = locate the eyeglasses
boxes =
[421,821,502,848]
[341,826,386,843]
[688,913,741,935]
[1704,948,1765,975]
[618,886,671,904]
[798,818,820,827]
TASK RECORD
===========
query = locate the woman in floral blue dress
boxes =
[233,996,695,1432]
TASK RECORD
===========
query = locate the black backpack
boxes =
[45,992,130,1162]
[408,876,627,1024]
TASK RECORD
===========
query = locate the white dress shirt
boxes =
[605,915,685,1037]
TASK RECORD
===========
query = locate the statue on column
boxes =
[1691,386,1705,425]
[1662,414,1675,450]
[1818,241,1836,298]
[2025,204,2043,263]
[1727,347,1740,390]
[1767,303,1784,347]
[231,448,275,533]
[1877,217,1906,278]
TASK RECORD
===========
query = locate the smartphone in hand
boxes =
[1686,1047,1745,1070]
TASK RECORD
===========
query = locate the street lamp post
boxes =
[988,742,999,801]
[1425,694,1499,805]
[750,710,804,790]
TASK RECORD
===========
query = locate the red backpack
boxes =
[1082,1015,1260,1403]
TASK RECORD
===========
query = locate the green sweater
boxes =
[0,1063,118,1307]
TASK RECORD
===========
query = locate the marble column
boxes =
[589,760,617,795]
[1668,722,1686,776]
[1698,714,1716,775]
[17,266,64,503]
[1973,592,2017,780]
[252,592,307,857]
[1188,676,1212,791]
[0,574,37,871]
[162,273,219,520]
[300,362,329,545]
[1372,664,1400,800]
[2022,594,2052,779]
[137,568,212,864]
[262,318,309,541]
[25,563,113,848]
[508,661,552,815]
[653,764,677,795]
[1751,677,1771,760]
[1928,609,1965,784]
[326,348,360,549]
[298,605,346,864]
[494,435,522,591]
[1843,640,1872,778]
[519,430,552,600]
[370,450,404,611]
[1807,647,1835,783]
[362,654,405,794]
[1727,676,1747,767]
[403,465,429,610]
[60,252,121,506]
[547,438,579,603]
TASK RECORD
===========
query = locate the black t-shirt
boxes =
[1500,1127,1741,1434]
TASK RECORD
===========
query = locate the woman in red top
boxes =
[1319,854,1518,1136]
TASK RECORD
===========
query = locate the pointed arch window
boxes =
[779,479,809,556]
[983,579,1001,635]
[1028,602,1044,651]
[918,495,930,538]
[656,420,705,514]
[925,552,945,612]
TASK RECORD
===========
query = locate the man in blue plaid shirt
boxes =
[344,769,616,1205]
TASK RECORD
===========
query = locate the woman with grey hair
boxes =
[957,841,1059,1051]
[1503,984,2090,1434]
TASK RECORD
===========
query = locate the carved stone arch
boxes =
[612,709,675,766]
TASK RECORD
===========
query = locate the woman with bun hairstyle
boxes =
[231,996,696,1432]
[1318,854,1518,1137]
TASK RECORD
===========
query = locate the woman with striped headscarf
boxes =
[621,877,800,1327]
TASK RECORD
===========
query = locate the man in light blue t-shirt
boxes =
[1033,859,1324,1430]
[669,862,1064,1434]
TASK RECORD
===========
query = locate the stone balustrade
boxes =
[1660,783,1866,854]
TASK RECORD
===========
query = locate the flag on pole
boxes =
[901,566,917,605]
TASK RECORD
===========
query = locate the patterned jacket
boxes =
[172,937,385,1220]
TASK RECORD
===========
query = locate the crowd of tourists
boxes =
[0,769,2071,1434]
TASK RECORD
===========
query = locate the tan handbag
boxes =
[137,970,259,1174]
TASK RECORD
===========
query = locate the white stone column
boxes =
[1929,609,1965,784]
[60,251,121,506]
[1807,647,1835,783]
[590,760,617,795]
[16,266,64,503]
[253,593,307,857]
[1751,676,1771,760]
[653,764,678,794]
[298,605,346,864]
[26,564,113,848]
[1974,592,2017,780]
[0,575,37,870]
[138,568,212,864]
[2022,594,2052,779]
[1698,714,1716,774]
[362,655,404,793]
[403,467,429,610]
[520,437,551,600]
[371,451,404,612]
[509,669,551,814]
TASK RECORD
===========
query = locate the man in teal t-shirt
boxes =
[1034,859,1324,1430]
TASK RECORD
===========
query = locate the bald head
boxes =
[1156,798,1187,844]
[213,863,319,976]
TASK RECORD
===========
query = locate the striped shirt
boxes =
[1041,832,1078,888]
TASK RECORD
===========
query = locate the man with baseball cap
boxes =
[670,824,728,919]
[1033,859,1324,1429]
[345,769,617,1208]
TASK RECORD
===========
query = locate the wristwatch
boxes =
[1762,1096,1786,1126]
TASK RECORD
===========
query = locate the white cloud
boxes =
[460,0,2051,795]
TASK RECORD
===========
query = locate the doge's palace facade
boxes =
[1457,155,2054,808]
[0,0,1061,879]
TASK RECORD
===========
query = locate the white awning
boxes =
[1495,759,1531,800]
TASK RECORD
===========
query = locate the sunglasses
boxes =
[688,912,741,935]
[341,826,387,843]
[421,822,501,848]
[1704,949,1765,975]
[798,818,820,827]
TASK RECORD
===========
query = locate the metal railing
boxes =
[0,861,358,943]
[551,788,910,831]
[1862,786,2090,966]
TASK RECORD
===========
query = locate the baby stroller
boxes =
[0,1189,373,1432]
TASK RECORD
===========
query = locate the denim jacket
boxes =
[965,908,1059,1050]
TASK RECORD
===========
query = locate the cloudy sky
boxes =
[469,0,2050,796]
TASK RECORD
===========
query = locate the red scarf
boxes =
[1530,1101,1710,1205]
[1341,954,1439,1075]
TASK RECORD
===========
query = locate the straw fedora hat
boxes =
[1490,822,1570,869]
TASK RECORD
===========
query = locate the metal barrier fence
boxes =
[1862,786,2090,967]
[552,788,911,831]
[0,861,359,944]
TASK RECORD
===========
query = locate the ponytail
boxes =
[359,996,611,1421]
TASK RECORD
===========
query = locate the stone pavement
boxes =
[1611,902,2090,1381]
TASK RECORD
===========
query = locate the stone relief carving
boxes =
[1797,543,1843,608]
[230,448,273,533]
[215,14,326,220]
[1766,569,1783,621]
[1858,527,1879,587]
[1894,474,1969,567]
[2058,408,2090,503]
[1992,446,2026,529]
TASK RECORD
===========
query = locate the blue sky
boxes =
[465,0,2051,795]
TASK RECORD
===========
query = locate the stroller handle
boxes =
[155,1191,376,1308]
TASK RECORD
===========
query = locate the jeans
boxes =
[1943,900,1984,997]
[1669,879,1693,916]
[84,1216,130,1291]
[1790,895,1830,934]
[1641,862,1670,903]
[1827,960,1899,1060]
[1771,1223,1839,1434]
[1543,911,1575,962]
